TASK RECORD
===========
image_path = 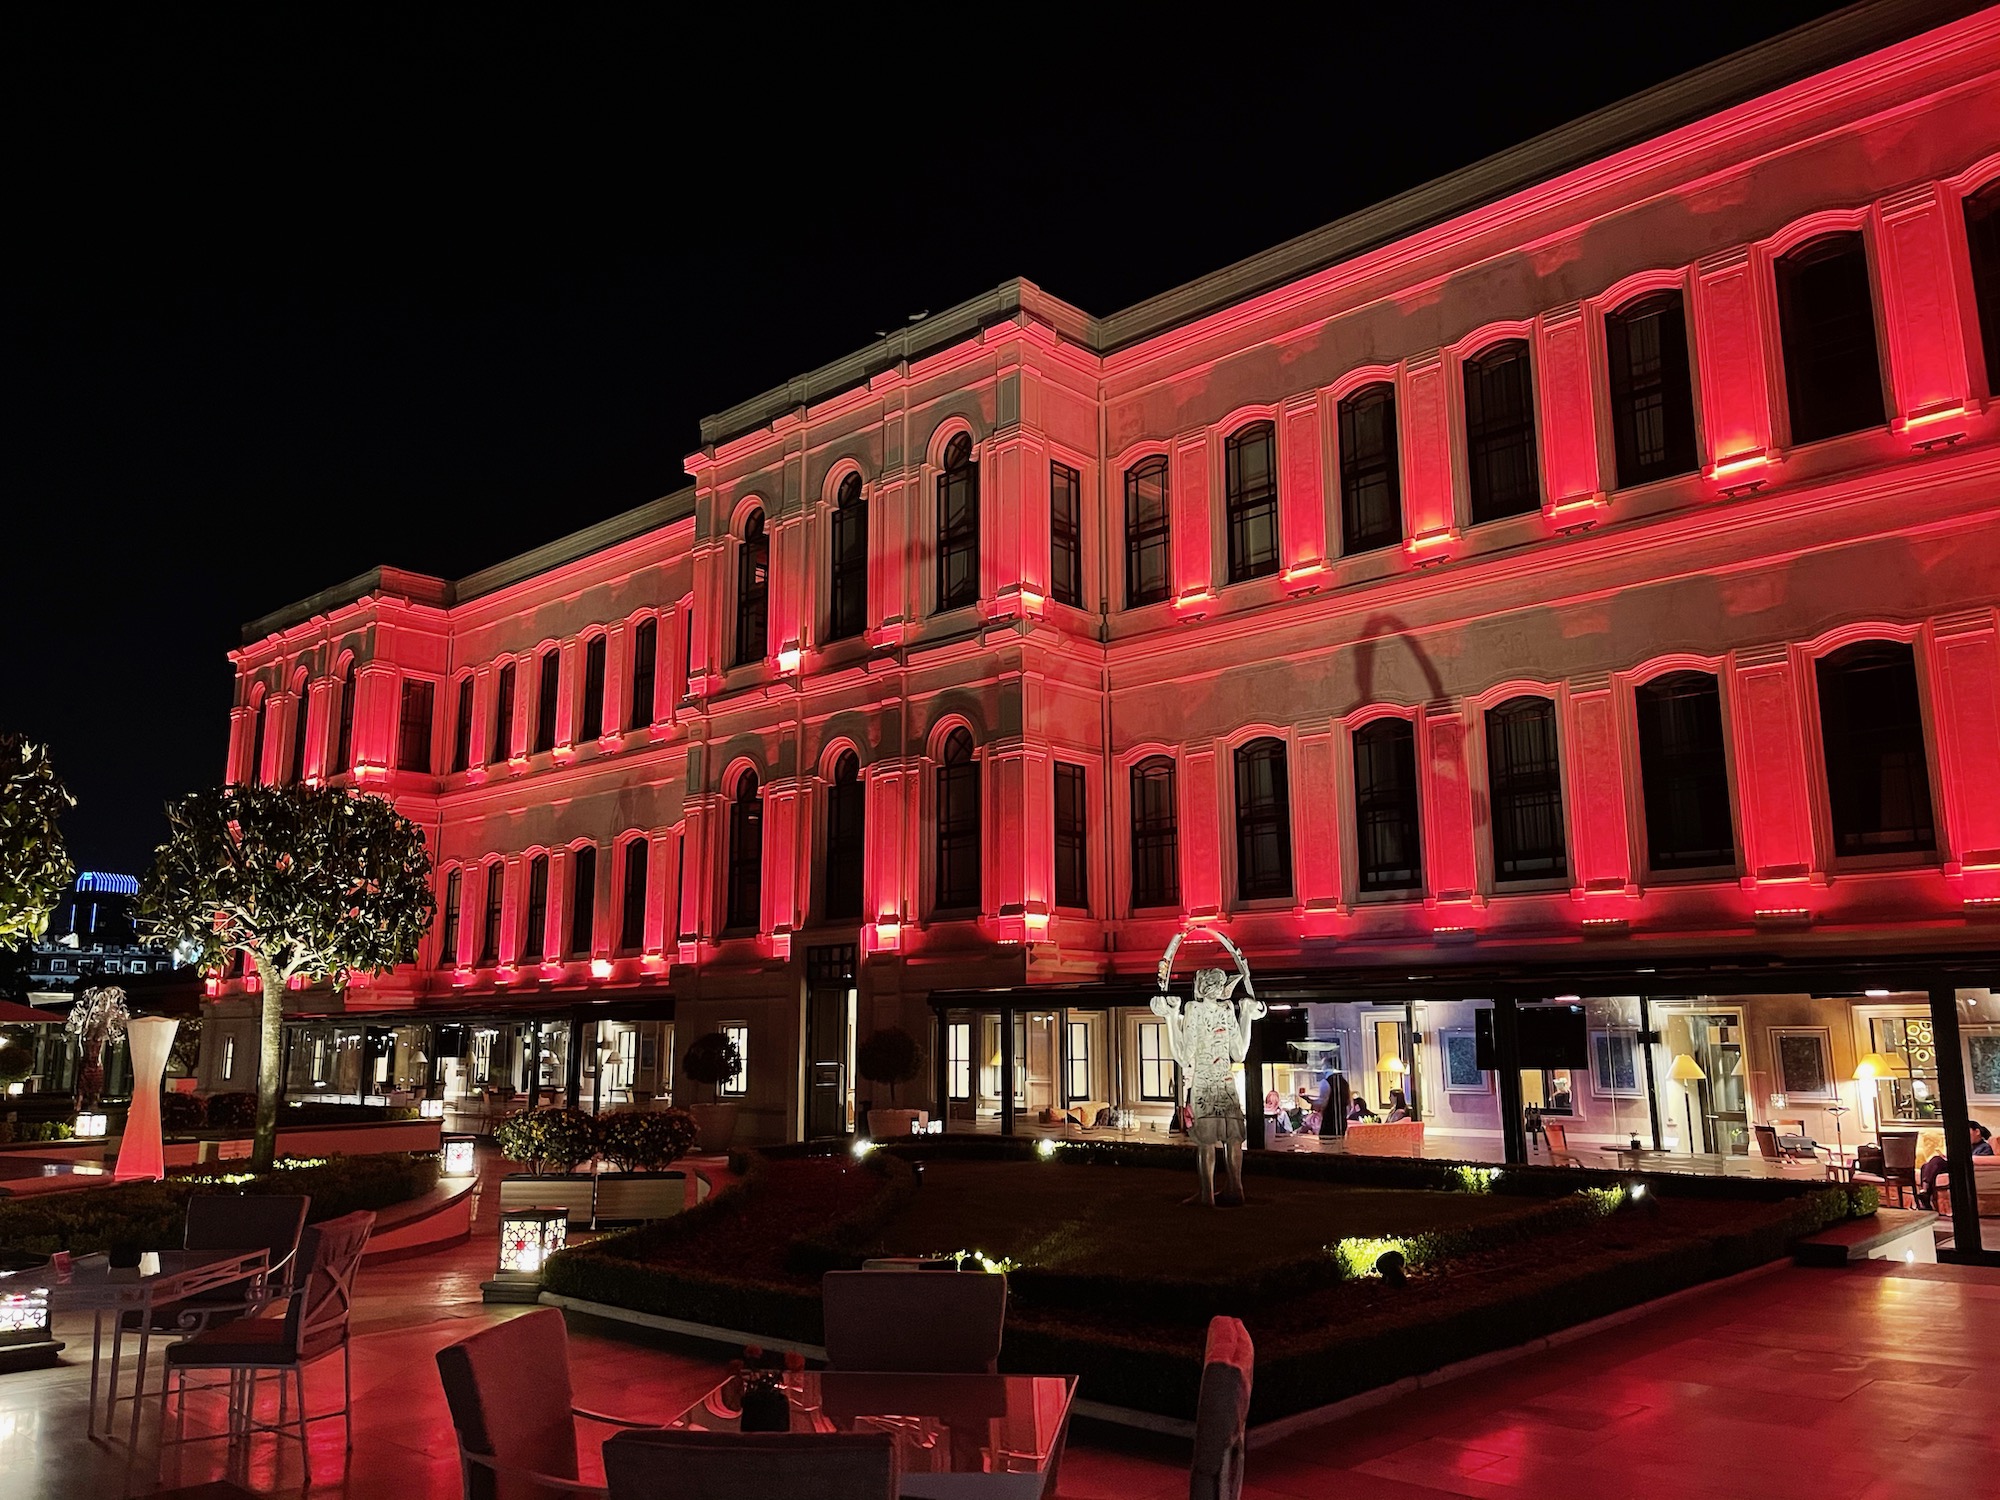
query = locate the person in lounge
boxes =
[1383,1088,1412,1123]
[1347,1094,1377,1124]
[1917,1120,1992,1209]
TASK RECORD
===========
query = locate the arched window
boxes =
[1337,384,1402,554]
[478,859,504,965]
[824,752,865,921]
[1054,763,1087,909]
[533,648,560,753]
[1224,422,1279,583]
[1606,292,1697,488]
[936,433,979,612]
[618,839,649,952]
[629,617,658,731]
[449,674,475,774]
[1816,642,1935,857]
[1776,233,1884,445]
[1465,341,1539,523]
[398,678,434,773]
[335,661,357,773]
[289,672,311,784]
[1968,180,2000,394]
[1353,719,1422,892]
[935,728,981,910]
[579,634,607,741]
[490,661,516,763]
[522,853,550,961]
[568,845,597,958]
[438,868,462,967]
[1124,457,1171,607]
[1635,672,1735,871]
[1049,461,1082,609]
[1129,757,1179,910]
[250,691,270,785]
[1486,696,1567,881]
[828,474,868,642]
[734,511,769,667]
[1233,738,1293,901]
[727,772,763,932]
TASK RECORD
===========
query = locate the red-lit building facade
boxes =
[205,6,2000,1244]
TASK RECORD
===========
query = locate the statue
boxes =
[1152,930,1265,1207]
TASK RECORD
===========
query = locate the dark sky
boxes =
[3,4,1852,877]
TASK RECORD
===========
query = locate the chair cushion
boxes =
[165,1317,291,1367]
[435,1307,581,1500]
[1191,1316,1255,1500]
[821,1270,1006,1374]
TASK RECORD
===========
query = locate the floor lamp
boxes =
[1853,1052,1908,1152]
[1669,1053,1707,1155]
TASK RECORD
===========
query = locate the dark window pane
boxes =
[727,773,763,931]
[619,840,649,952]
[1124,457,1172,607]
[579,635,607,741]
[522,855,549,960]
[1338,384,1402,553]
[1233,738,1293,900]
[1817,643,1936,857]
[439,870,462,966]
[1636,672,1735,871]
[1465,341,1540,522]
[397,679,434,773]
[936,434,980,612]
[1607,292,1699,487]
[568,845,596,958]
[490,663,515,764]
[289,683,310,784]
[450,676,474,773]
[1055,762,1088,909]
[1130,757,1180,909]
[1050,462,1083,609]
[629,618,658,730]
[1777,233,1884,445]
[250,696,268,784]
[1354,719,1423,891]
[824,753,865,921]
[336,664,356,773]
[1225,422,1279,583]
[480,861,504,964]
[734,512,769,667]
[829,474,869,641]
[936,727,981,910]
[1486,697,1567,881]
[1965,181,2000,398]
[533,650,560,753]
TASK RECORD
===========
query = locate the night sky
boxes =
[3,5,1850,877]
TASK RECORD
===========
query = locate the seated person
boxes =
[1382,1088,1412,1124]
[1917,1120,1993,1209]
[1264,1090,1292,1135]
[1347,1095,1378,1123]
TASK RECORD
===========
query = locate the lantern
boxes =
[443,1134,477,1177]
[75,1113,108,1139]
[497,1207,567,1277]
[0,1280,58,1372]
[419,1097,446,1120]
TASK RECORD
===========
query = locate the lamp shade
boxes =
[1382,1056,1409,1075]
[1854,1051,1907,1081]
[1668,1053,1707,1084]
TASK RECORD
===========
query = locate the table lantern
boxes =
[74,1112,109,1139]
[0,1281,59,1372]
[442,1134,477,1177]
[419,1097,446,1120]
[498,1207,567,1277]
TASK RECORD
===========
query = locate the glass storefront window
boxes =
[1869,1014,1940,1123]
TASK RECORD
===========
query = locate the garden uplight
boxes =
[852,1139,876,1159]
[1036,1138,1058,1158]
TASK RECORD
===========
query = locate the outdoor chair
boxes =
[821,1269,1007,1374]
[124,1192,311,1335]
[158,1209,375,1489]
[1754,1125,1816,1169]
[603,1430,897,1500]
[1190,1315,1254,1500]
[436,1306,659,1500]
[1541,1121,1583,1168]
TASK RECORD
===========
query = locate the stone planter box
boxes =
[499,1168,710,1226]
[497,1172,598,1226]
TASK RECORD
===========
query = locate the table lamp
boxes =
[1854,1052,1906,1148]
[1668,1053,1707,1155]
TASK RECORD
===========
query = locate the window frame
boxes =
[1463,339,1541,524]
[1049,460,1083,610]
[947,1021,972,1100]
[823,751,865,923]
[719,1022,749,1098]
[578,633,608,742]
[450,674,475,774]
[828,473,869,642]
[1633,670,1737,874]
[1966,177,2000,397]
[533,648,560,754]
[1065,1018,1090,1103]
[934,726,981,913]
[733,510,770,669]
[1484,695,1569,884]
[521,853,550,962]
[438,868,462,967]
[397,677,435,774]
[1128,755,1180,912]
[1232,736,1295,903]
[1813,639,1938,862]
[1773,230,1887,447]
[490,661,516,764]
[1136,1020,1175,1102]
[935,432,980,614]
[1223,421,1279,584]
[1122,455,1172,608]
[1352,717,1424,894]
[628,616,658,732]
[568,843,597,959]
[617,838,649,955]
[726,770,763,934]
[334,661,357,774]
[288,671,311,785]
[1336,383,1403,555]
[1054,761,1088,911]
[478,859,504,966]
[1604,290,1700,489]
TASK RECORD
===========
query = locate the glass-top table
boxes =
[667,1371,1077,1499]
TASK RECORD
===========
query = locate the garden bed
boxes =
[544,1137,1869,1422]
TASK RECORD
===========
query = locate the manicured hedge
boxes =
[0,1119,77,1144]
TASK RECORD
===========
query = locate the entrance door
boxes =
[1685,1012,1748,1155]
[1024,1013,1056,1114]
[805,945,857,1139]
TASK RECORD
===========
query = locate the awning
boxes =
[0,999,60,1024]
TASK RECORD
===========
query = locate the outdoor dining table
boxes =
[666,1370,1078,1499]
[1596,1145,1673,1168]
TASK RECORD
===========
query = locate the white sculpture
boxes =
[1153,930,1265,1207]
[116,1015,180,1183]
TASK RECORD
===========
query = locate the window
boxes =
[936,433,979,612]
[1353,719,1423,892]
[1049,461,1083,609]
[1224,422,1279,583]
[1129,757,1179,910]
[935,727,981,911]
[1065,1019,1090,1101]
[1486,697,1567,881]
[1054,762,1087,909]
[1969,181,2000,395]
[439,869,462,966]
[289,679,310,784]
[397,679,434,773]
[1590,1030,1641,1097]
[828,474,868,641]
[1606,292,1698,487]
[618,839,648,952]
[1137,1021,1175,1101]
[824,752,864,922]
[522,854,549,961]
[720,1023,749,1097]
[1337,384,1402,553]
[479,860,504,965]
[491,662,516,763]
[250,694,269,785]
[1465,341,1539,522]
[1123,457,1171,607]
[947,1021,971,1100]
[1776,233,1884,445]
[534,649,560,753]
[223,1037,235,1079]
[450,676,474,773]
[1233,737,1293,901]
[568,845,596,957]
[727,771,763,932]
[1635,671,1735,871]
[629,617,657,731]
[1816,642,1936,857]
[335,662,356,773]
[734,511,769,668]
[579,635,607,741]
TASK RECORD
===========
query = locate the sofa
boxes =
[1342,1120,1425,1157]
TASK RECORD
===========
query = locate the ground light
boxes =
[482,1207,567,1304]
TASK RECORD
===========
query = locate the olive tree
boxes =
[141,784,435,1171]
[0,734,76,946]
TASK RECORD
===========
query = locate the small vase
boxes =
[739,1380,791,1433]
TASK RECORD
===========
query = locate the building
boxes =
[206,4,2000,1249]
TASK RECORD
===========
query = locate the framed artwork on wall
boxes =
[1589,1030,1642,1097]
[1441,1030,1488,1092]
[1965,1029,2000,1102]
[1770,1027,1836,1102]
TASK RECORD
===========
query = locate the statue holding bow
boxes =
[1152,929,1265,1207]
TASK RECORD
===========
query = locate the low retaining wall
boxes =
[163,1117,443,1166]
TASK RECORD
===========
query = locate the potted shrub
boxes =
[857,1026,926,1140]
[493,1106,601,1226]
[680,1032,743,1152]
[592,1107,703,1223]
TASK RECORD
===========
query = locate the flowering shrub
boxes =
[596,1109,699,1172]
[494,1107,599,1175]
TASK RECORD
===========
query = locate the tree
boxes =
[680,1031,742,1102]
[139,783,435,1171]
[65,983,127,1110]
[0,734,76,947]
[856,1025,923,1106]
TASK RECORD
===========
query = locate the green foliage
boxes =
[855,1026,923,1104]
[0,1119,74,1144]
[681,1031,742,1090]
[1447,1164,1501,1194]
[0,735,76,947]
[205,1092,259,1130]
[596,1109,700,1172]
[1848,1184,1880,1217]
[494,1107,600,1175]
[160,1092,207,1131]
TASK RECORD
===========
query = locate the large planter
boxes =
[497,1172,597,1226]
[866,1108,927,1140]
[689,1101,740,1153]
[594,1170,708,1224]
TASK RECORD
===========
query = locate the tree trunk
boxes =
[250,957,285,1173]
